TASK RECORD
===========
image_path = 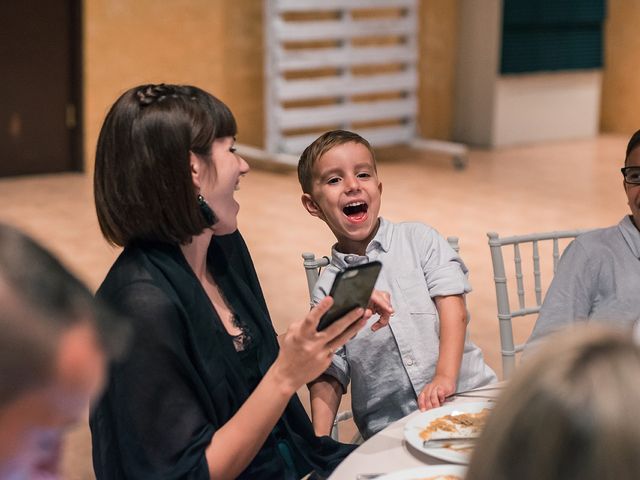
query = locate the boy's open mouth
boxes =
[343,201,368,221]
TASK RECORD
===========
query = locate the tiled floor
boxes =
[0,134,630,478]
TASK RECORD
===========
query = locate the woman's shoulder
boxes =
[98,247,156,294]
[98,254,190,342]
[97,245,183,316]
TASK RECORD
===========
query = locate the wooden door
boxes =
[0,0,81,177]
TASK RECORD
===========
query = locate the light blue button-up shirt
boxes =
[313,218,497,439]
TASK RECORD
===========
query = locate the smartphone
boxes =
[317,261,382,331]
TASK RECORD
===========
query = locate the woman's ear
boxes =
[301,193,325,220]
[189,152,202,190]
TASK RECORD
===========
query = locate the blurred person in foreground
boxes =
[527,130,640,349]
[89,84,391,480]
[0,223,124,479]
[467,325,640,480]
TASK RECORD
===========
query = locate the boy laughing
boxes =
[299,130,496,439]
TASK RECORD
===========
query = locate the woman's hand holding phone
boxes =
[316,261,383,331]
[272,297,369,394]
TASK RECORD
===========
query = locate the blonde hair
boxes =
[466,325,640,480]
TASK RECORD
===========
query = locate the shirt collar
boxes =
[618,215,640,259]
[330,217,392,268]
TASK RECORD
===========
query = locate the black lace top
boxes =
[229,314,253,352]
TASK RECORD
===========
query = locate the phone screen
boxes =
[317,261,382,331]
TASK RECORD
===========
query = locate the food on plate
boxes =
[419,408,491,441]
[404,402,492,463]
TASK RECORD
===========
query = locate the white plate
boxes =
[376,464,467,480]
[403,401,493,464]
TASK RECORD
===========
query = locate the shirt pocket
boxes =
[395,269,437,315]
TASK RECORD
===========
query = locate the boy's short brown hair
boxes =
[297,130,376,194]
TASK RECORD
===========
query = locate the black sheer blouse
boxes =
[90,231,355,479]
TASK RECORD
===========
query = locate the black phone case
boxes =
[317,261,382,331]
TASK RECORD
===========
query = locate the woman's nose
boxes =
[238,155,250,174]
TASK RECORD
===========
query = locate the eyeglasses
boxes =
[621,166,640,185]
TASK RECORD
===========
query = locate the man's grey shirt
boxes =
[527,215,640,349]
[312,218,497,439]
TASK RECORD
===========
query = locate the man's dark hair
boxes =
[94,84,237,246]
[625,129,640,166]
[0,223,126,406]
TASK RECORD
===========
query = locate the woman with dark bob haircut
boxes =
[90,84,386,479]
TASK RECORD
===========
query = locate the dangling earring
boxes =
[197,194,218,226]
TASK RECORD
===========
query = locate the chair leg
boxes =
[502,353,516,379]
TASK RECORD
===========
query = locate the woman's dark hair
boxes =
[94,84,237,246]
[625,129,640,165]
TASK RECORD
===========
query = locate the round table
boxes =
[328,383,504,479]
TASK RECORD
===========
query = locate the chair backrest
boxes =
[301,252,330,308]
[486,229,591,379]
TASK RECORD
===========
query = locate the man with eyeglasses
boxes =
[526,130,640,350]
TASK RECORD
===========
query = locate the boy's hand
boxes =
[368,290,394,331]
[418,375,456,411]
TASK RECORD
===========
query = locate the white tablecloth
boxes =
[328,383,504,479]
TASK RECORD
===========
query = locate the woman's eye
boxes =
[229,146,237,153]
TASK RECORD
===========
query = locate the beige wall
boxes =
[600,0,640,134]
[83,0,458,171]
[77,0,640,166]
[83,0,264,171]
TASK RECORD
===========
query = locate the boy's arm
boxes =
[418,294,466,411]
[309,374,344,436]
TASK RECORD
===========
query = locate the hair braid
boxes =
[135,84,183,107]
